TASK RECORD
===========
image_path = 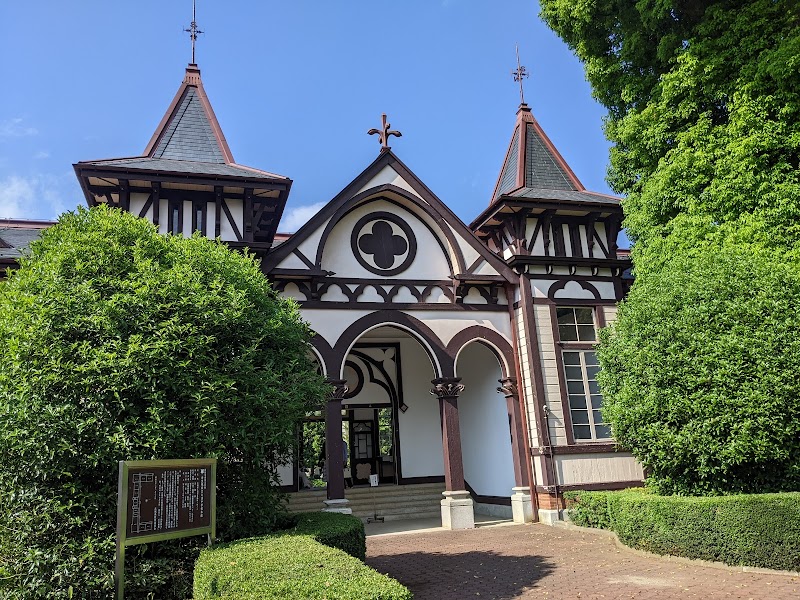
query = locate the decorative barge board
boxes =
[471,102,642,524]
[263,147,530,527]
[72,63,292,258]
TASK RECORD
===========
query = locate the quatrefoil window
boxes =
[351,212,417,276]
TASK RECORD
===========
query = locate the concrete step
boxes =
[288,495,445,513]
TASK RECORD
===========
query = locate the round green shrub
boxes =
[598,245,800,495]
[0,206,327,598]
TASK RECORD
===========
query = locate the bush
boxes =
[292,512,367,560]
[193,514,411,600]
[597,245,800,495]
[565,490,800,571]
[0,206,327,598]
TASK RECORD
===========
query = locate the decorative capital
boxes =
[326,379,349,401]
[430,377,465,399]
[497,377,518,398]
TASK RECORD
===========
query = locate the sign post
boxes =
[367,473,384,523]
[115,458,217,599]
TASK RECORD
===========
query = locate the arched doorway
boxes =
[339,325,444,486]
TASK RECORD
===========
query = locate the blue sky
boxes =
[0,1,624,243]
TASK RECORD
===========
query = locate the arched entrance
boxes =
[339,325,444,487]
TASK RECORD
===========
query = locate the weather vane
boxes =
[185,0,203,64]
[512,44,529,105]
[368,113,402,151]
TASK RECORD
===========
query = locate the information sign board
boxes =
[115,458,216,599]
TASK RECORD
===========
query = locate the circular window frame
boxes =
[350,212,417,276]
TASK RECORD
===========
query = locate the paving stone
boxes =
[366,523,799,600]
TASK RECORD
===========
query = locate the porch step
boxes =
[284,483,446,522]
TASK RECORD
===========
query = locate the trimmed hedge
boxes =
[565,490,800,572]
[193,512,410,599]
[292,512,367,560]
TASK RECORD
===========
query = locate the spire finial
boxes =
[368,113,403,152]
[512,44,529,106]
[184,0,203,65]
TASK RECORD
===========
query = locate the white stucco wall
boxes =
[396,338,445,479]
[458,343,516,498]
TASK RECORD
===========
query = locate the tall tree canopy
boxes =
[541,0,800,265]
[541,1,800,494]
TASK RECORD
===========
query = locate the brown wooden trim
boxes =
[398,475,445,485]
[446,325,515,379]
[137,192,154,219]
[465,481,511,506]
[519,274,555,488]
[534,297,618,306]
[531,443,619,456]
[298,301,508,312]
[152,182,160,227]
[75,166,289,190]
[220,199,243,241]
[214,187,222,238]
[558,480,643,492]
[547,279,601,301]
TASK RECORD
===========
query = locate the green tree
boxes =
[540,0,800,263]
[0,206,326,598]
[541,1,800,494]
[596,245,800,495]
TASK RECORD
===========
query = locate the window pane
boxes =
[573,425,592,439]
[586,366,600,379]
[563,352,581,366]
[594,424,612,439]
[565,366,583,380]
[567,380,586,395]
[588,380,600,394]
[577,325,596,341]
[569,394,586,409]
[592,410,604,424]
[591,394,603,409]
[571,410,590,425]
[557,308,576,324]
[584,351,598,366]
[574,308,594,324]
[559,325,579,341]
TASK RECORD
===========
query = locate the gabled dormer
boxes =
[471,103,626,277]
[73,63,291,256]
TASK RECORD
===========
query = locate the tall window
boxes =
[563,350,610,440]
[557,307,611,441]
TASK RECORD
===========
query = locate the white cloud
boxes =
[34,151,50,159]
[0,118,38,138]
[0,174,77,220]
[280,201,326,232]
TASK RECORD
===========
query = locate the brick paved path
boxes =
[366,524,799,599]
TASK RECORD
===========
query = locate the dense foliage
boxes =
[541,1,800,494]
[0,206,327,598]
[194,513,411,600]
[596,246,800,494]
[540,0,800,259]
[565,490,800,572]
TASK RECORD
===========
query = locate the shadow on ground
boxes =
[366,550,554,599]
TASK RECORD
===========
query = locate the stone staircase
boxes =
[284,483,445,523]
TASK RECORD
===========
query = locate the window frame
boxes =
[551,304,612,444]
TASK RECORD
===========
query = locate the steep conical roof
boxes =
[77,64,287,181]
[491,103,586,203]
[143,64,233,163]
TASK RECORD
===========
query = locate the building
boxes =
[5,58,643,528]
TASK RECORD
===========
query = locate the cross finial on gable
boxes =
[368,113,402,152]
[512,44,529,106]
[184,0,204,65]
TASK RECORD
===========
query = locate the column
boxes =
[430,377,474,530]
[498,377,533,523]
[322,379,351,514]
